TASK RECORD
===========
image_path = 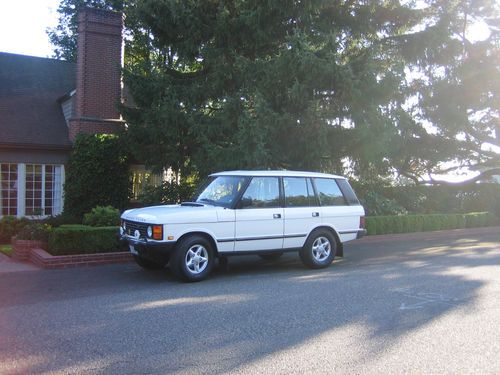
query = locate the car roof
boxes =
[210,170,346,179]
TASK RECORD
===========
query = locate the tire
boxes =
[299,229,337,269]
[258,252,284,261]
[133,255,167,270]
[170,235,215,282]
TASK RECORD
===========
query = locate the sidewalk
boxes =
[0,252,40,273]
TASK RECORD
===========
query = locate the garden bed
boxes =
[30,248,132,269]
[0,244,12,257]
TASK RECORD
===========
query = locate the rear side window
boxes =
[336,179,360,205]
[240,177,280,208]
[283,177,316,207]
[314,178,346,206]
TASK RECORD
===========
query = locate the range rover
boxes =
[120,170,366,281]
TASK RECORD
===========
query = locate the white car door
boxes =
[283,177,321,249]
[234,176,284,251]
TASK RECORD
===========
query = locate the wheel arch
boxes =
[307,225,343,257]
[176,231,219,256]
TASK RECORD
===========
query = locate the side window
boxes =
[239,177,280,209]
[283,177,315,207]
[314,178,346,206]
[336,178,360,205]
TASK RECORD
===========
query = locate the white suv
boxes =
[121,170,366,281]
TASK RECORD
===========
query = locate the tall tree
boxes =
[402,0,500,184]
[47,0,125,61]
[50,0,499,185]
[123,0,431,180]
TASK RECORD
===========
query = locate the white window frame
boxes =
[0,163,65,218]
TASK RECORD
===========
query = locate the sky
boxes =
[0,0,60,58]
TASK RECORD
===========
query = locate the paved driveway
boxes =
[0,229,499,374]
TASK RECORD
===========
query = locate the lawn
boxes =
[0,244,12,257]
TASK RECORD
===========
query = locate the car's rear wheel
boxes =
[299,230,337,269]
[133,255,167,270]
[170,235,215,282]
[258,252,284,261]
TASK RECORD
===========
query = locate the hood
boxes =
[121,204,220,224]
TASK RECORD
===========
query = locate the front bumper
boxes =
[121,235,176,263]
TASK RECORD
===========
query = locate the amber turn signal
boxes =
[152,225,163,240]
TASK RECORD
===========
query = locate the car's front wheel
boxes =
[299,230,337,269]
[170,235,215,282]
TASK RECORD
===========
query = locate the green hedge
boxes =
[48,225,123,256]
[365,212,497,235]
[355,183,500,217]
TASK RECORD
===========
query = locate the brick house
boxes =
[0,8,130,218]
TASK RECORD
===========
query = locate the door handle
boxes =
[312,212,320,217]
[273,213,282,219]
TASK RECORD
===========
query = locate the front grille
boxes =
[123,220,149,238]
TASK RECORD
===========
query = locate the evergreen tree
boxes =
[50,0,499,185]
[47,0,126,61]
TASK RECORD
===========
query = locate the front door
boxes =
[234,176,284,251]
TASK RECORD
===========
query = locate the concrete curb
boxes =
[29,248,133,269]
[355,226,500,244]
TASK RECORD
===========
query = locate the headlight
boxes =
[147,226,152,237]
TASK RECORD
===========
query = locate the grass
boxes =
[0,244,12,257]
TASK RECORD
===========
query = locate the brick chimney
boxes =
[68,7,124,141]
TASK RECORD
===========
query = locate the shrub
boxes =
[64,134,130,218]
[139,179,198,205]
[365,212,497,235]
[41,213,81,227]
[365,217,377,235]
[83,206,120,227]
[357,183,500,217]
[465,212,497,228]
[17,223,52,242]
[360,191,407,216]
[48,225,122,256]
[0,216,29,243]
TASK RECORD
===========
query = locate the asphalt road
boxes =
[1,229,499,374]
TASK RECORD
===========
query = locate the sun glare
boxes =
[466,20,491,42]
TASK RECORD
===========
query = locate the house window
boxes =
[25,164,63,216]
[0,164,18,216]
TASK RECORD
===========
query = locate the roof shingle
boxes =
[0,52,75,149]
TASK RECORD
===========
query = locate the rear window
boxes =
[336,179,360,205]
[313,178,346,206]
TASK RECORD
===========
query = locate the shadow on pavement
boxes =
[0,230,498,374]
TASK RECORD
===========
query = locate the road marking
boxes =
[392,288,460,311]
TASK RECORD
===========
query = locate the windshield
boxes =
[195,176,249,207]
